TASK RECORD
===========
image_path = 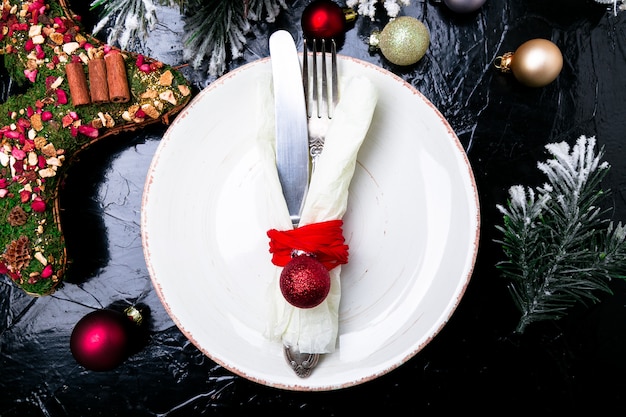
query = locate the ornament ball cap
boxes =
[343,8,357,24]
[124,305,144,326]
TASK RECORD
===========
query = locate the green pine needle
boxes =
[495,136,626,333]
[90,0,288,76]
[90,0,162,48]
[181,0,287,75]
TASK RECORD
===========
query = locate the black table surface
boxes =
[2,0,626,415]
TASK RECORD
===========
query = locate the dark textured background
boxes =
[2,0,626,414]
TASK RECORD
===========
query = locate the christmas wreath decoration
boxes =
[0,0,191,295]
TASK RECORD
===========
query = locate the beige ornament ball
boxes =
[495,39,563,87]
[372,16,430,66]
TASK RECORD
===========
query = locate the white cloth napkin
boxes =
[259,74,378,354]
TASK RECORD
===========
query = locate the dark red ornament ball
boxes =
[280,254,331,309]
[301,0,345,39]
[70,309,131,371]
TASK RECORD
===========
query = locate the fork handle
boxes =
[310,135,325,170]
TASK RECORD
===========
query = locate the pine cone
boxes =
[7,206,28,226]
[3,236,32,273]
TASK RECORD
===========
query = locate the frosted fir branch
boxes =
[495,136,626,333]
[594,0,626,14]
[181,0,288,76]
[91,0,289,76]
[496,185,550,227]
[90,0,161,49]
[346,0,410,20]
[246,0,288,22]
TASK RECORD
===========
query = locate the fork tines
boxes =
[303,38,338,119]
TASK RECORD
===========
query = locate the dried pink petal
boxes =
[23,140,35,152]
[45,76,58,90]
[17,118,30,129]
[11,148,26,160]
[77,124,99,138]
[24,69,37,83]
[4,130,21,139]
[61,114,73,127]
[20,189,31,203]
[31,197,45,212]
[41,111,53,121]
[35,44,44,59]
[41,264,53,279]
[55,89,68,105]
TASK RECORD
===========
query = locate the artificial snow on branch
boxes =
[90,0,159,49]
[594,0,626,14]
[346,0,409,20]
[182,0,287,76]
[90,0,288,76]
[495,136,626,333]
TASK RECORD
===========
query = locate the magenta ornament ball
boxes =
[70,309,131,371]
[443,0,487,13]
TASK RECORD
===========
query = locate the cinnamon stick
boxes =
[65,62,90,106]
[88,58,109,104]
[104,52,130,103]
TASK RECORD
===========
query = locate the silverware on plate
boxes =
[269,30,318,378]
[269,29,339,378]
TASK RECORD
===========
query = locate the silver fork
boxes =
[281,38,339,379]
[302,37,338,172]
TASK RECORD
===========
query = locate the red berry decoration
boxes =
[280,255,331,309]
[301,0,347,39]
[70,307,141,371]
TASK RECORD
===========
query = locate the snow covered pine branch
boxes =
[496,136,626,333]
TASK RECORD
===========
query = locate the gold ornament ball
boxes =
[510,39,563,87]
[378,16,430,66]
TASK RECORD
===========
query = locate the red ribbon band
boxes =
[267,219,349,270]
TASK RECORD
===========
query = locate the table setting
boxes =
[2,0,626,414]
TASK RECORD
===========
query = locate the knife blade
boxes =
[269,30,310,228]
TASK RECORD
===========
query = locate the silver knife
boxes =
[269,30,309,228]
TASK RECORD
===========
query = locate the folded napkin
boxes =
[259,73,378,354]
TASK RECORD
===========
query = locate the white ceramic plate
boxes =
[141,55,480,391]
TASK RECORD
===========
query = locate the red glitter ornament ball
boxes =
[70,309,132,371]
[280,254,331,309]
[301,0,346,39]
